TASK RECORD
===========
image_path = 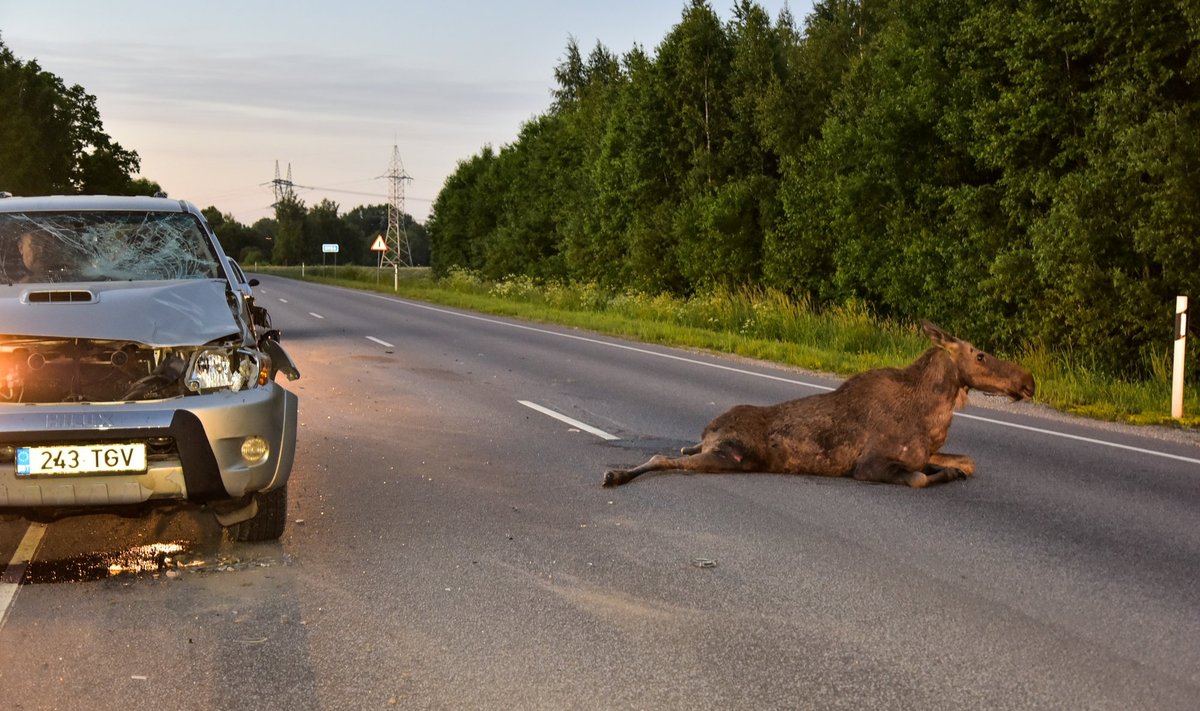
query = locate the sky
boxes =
[1,1,812,225]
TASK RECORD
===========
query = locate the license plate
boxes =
[16,444,147,476]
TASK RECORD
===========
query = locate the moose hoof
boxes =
[946,467,969,481]
[603,470,626,487]
[906,471,930,488]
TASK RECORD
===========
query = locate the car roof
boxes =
[0,194,199,215]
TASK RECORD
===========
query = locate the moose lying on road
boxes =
[603,322,1035,488]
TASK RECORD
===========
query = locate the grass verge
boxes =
[256,264,1200,428]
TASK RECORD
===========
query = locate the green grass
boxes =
[257,264,1200,428]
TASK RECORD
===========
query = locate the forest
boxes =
[427,0,1200,378]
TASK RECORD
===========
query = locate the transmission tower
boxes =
[381,146,413,268]
[271,160,296,208]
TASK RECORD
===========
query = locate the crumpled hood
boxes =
[0,279,239,346]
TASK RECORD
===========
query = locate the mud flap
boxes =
[211,496,258,527]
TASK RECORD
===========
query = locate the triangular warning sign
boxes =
[370,235,388,251]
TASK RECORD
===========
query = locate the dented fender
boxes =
[261,336,300,381]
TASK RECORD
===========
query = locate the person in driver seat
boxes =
[16,228,70,283]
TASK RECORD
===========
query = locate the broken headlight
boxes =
[184,348,271,393]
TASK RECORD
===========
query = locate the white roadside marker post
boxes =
[1173,295,1188,419]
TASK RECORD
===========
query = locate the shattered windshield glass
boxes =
[0,211,221,284]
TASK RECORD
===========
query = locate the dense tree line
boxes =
[427,0,1200,377]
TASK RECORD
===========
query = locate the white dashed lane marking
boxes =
[519,400,620,441]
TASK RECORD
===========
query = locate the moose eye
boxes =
[975,353,986,363]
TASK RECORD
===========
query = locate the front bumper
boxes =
[0,383,297,512]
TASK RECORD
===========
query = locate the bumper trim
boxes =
[171,410,225,502]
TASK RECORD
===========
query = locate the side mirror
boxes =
[248,278,260,287]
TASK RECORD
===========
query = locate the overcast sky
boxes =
[1,1,811,224]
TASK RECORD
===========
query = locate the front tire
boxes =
[226,484,288,542]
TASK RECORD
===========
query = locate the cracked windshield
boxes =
[0,211,221,284]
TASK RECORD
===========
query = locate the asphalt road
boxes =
[2,274,1198,710]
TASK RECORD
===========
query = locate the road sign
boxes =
[370,235,387,252]
[322,243,339,253]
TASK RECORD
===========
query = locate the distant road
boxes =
[1,274,1197,710]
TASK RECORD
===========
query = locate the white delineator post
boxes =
[1173,295,1188,419]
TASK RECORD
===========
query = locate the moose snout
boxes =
[1011,372,1036,401]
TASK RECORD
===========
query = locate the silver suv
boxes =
[0,195,299,541]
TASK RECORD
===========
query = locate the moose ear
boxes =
[922,321,953,345]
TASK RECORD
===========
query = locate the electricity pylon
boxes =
[270,160,296,208]
[381,146,413,268]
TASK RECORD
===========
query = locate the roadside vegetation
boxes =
[260,265,1200,428]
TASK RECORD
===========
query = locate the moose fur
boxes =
[603,322,1035,488]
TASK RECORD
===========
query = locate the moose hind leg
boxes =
[603,455,672,487]
[603,448,749,487]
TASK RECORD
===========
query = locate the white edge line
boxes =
[366,336,394,348]
[363,292,836,390]
[309,312,324,319]
[355,291,1198,466]
[955,412,1200,465]
[0,523,48,630]
[520,400,620,441]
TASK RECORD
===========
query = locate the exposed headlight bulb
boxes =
[185,350,236,392]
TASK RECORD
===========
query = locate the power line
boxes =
[259,178,433,202]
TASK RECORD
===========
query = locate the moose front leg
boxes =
[911,453,975,486]
[927,452,975,477]
[853,452,969,488]
[851,456,932,488]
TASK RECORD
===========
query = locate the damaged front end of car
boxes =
[0,198,300,541]
[0,334,280,405]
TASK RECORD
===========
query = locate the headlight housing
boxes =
[184,348,270,393]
